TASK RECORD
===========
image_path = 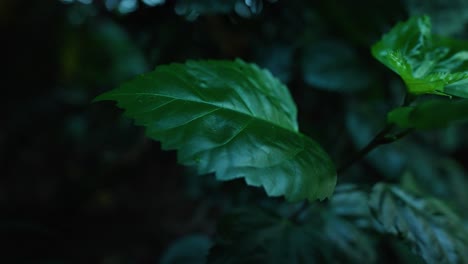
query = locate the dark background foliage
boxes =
[2,0,467,263]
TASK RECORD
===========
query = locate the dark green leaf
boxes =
[401,158,468,219]
[208,208,326,264]
[372,15,468,98]
[369,183,468,264]
[160,234,212,264]
[302,40,372,92]
[405,0,468,36]
[388,98,468,129]
[322,213,377,263]
[95,59,336,202]
[330,184,373,228]
[209,208,376,264]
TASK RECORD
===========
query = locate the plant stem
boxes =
[337,92,415,174]
[289,93,416,223]
[289,125,412,223]
[337,124,393,174]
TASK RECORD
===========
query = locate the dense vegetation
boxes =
[3,0,468,263]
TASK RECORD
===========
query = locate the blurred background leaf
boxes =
[160,234,212,264]
[369,183,468,264]
[301,39,374,93]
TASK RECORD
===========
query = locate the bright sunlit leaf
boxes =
[372,15,468,98]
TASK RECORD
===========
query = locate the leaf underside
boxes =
[369,183,468,264]
[95,59,336,202]
[372,15,468,98]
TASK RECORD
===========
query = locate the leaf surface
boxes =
[160,234,212,264]
[208,208,323,264]
[388,98,468,129]
[208,208,375,264]
[369,183,468,264]
[372,15,468,98]
[95,59,336,201]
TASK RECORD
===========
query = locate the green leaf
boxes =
[95,59,336,202]
[401,158,468,219]
[406,0,468,36]
[371,15,468,98]
[160,234,212,264]
[302,40,373,92]
[208,208,375,264]
[388,98,468,129]
[322,213,377,263]
[330,184,373,228]
[208,208,324,264]
[369,183,468,264]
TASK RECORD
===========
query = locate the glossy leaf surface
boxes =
[372,15,468,98]
[95,59,336,201]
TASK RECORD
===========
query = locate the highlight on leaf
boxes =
[94,59,336,202]
[371,15,468,98]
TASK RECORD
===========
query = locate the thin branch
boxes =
[337,124,394,174]
[289,93,416,223]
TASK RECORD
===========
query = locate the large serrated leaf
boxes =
[369,183,468,264]
[371,15,468,98]
[387,98,468,129]
[95,59,336,201]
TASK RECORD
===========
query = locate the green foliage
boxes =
[175,0,267,19]
[62,0,272,18]
[8,0,468,262]
[301,40,373,92]
[208,208,323,264]
[208,207,376,264]
[95,59,336,202]
[160,235,212,264]
[405,0,468,36]
[388,98,468,129]
[90,6,468,263]
[371,15,468,98]
[369,183,468,264]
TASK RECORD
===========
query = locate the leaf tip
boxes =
[92,91,114,103]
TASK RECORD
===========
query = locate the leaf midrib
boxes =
[107,91,316,167]
[109,92,298,134]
